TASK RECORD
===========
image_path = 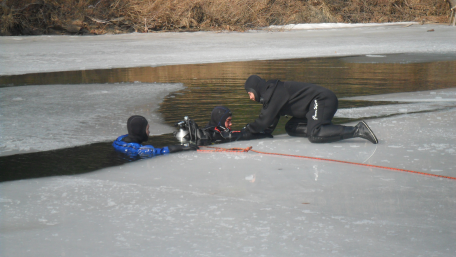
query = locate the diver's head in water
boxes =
[124,115,150,144]
[207,106,232,130]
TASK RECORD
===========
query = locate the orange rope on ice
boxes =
[197,146,456,181]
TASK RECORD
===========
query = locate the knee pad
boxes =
[285,119,308,137]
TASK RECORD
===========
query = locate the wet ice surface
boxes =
[0,82,183,156]
[337,88,456,119]
[1,90,455,256]
[336,101,456,119]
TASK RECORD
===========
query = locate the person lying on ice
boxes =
[113,115,198,157]
[243,75,378,144]
[175,106,272,146]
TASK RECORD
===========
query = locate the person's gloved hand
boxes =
[168,143,199,153]
[241,125,273,140]
[241,125,252,140]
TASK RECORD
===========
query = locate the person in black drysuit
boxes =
[113,115,198,157]
[243,75,378,144]
[202,106,240,144]
[177,106,272,146]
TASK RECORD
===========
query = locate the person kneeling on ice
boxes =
[243,75,378,144]
[113,115,198,157]
[174,106,272,146]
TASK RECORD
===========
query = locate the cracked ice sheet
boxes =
[0,82,184,156]
[0,108,455,257]
[336,88,456,119]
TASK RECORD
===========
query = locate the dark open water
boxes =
[1,54,455,182]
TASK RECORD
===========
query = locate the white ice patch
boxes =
[268,22,418,30]
[0,82,184,156]
[365,55,386,58]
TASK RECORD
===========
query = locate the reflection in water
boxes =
[3,55,455,132]
[1,55,455,182]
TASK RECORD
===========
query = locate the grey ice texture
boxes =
[1,104,455,256]
[336,88,456,119]
[1,23,456,256]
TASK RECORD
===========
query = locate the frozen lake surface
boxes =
[1,23,456,256]
[1,23,456,76]
[1,94,455,256]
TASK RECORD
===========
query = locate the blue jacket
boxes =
[112,135,170,158]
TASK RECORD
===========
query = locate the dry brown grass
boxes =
[0,0,451,36]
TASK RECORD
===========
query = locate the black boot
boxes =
[309,125,345,143]
[353,121,378,144]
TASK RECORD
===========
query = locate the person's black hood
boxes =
[244,75,280,106]
[123,115,149,144]
[206,106,232,128]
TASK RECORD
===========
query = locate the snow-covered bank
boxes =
[1,23,455,76]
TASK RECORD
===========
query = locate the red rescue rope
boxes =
[197,146,456,181]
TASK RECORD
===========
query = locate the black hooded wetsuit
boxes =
[187,106,271,146]
[202,106,242,144]
[122,115,150,144]
[244,75,352,143]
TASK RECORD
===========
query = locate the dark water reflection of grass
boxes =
[1,55,455,181]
